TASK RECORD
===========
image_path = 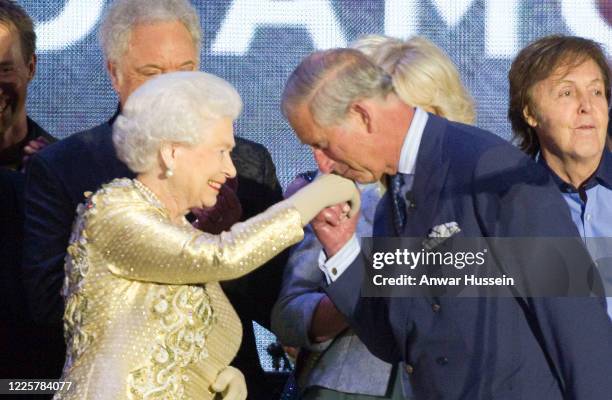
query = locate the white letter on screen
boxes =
[212,0,346,55]
[35,0,104,51]
[432,0,476,27]
[385,0,418,38]
[561,0,612,54]
[485,0,519,58]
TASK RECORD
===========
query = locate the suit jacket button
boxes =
[432,303,441,312]
[436,356,449,365]
[405,364,414,374]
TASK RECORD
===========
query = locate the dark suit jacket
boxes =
[326,114,612,400]
[0,168,26,323]
[22,116,288,398]
[0,120,63,396]
[0,117,55,171]
[0,169,28,379]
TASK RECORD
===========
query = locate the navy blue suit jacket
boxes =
[22,116,287,398]
[326,114,612,399]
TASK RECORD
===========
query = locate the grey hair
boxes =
[113,71,242,173]
[281,48,394,126]
[351,34,476,124]
[99,0,201,64]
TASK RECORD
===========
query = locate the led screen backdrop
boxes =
[24,0,612,185]
[20,0,612,370]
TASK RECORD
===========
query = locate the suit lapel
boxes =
[373,114,451,239]
[402,114,450,239]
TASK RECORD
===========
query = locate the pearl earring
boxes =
[165,168,174,178]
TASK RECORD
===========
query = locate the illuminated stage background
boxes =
[20,0,612,371]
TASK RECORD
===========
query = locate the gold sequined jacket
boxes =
[54,178,303,400]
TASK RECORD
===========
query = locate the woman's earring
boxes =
[165,168,174,178]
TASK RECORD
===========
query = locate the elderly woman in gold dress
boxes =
[55,71,359,400]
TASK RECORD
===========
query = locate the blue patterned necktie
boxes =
[389,174,407,234]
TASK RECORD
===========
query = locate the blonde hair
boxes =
[351,35,475,124]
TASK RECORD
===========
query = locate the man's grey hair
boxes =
[99,0,201,64]
[281,48,394,126]
[113,71,242,173]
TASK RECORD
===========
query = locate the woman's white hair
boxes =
[99,0,201,64]
[113,71,242,173]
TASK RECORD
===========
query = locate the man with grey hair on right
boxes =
[23,1,291,397]
[273,35,475,400]
[281,48,612,399]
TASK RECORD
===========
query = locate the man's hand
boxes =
[192,178,242,234]
[210,366,247,400]
[282,345,299,362]
[21,136,51,169]
[287,174,360,226]
[312,203,359,257]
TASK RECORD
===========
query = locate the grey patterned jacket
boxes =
[271,183,394,396]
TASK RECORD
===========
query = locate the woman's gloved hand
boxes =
[287,174,360,226]
[210,366,247,400]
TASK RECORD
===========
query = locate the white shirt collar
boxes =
[397,107,428,175]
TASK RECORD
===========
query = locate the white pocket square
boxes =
[422,222,461,250]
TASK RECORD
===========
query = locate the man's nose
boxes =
[578,90,593,114]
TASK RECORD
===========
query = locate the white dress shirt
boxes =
[319,107,429,283]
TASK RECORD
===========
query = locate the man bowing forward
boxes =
[281,48,612,400]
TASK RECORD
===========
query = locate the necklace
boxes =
[133,178,165,209]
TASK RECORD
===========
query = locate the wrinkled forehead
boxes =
[553,54,604,78]
[198,116,236,147]
[527,55,606,104]
[0,22,19,47]
[122,21,198,61]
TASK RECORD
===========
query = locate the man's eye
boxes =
[140,69,161,77]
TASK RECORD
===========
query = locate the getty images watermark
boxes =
[360,237,611,298]
[370,247,517,288]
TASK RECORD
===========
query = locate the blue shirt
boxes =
[539,150,612,319]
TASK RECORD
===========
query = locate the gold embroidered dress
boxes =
[55,178,303,399]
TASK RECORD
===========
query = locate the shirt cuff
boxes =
[317,235,360,284]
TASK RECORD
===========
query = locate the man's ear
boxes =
[107,60,121,94]
[26,53,36,81]
[312,147,335,173]
[522,105,538,128]
[352,102,373,133]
